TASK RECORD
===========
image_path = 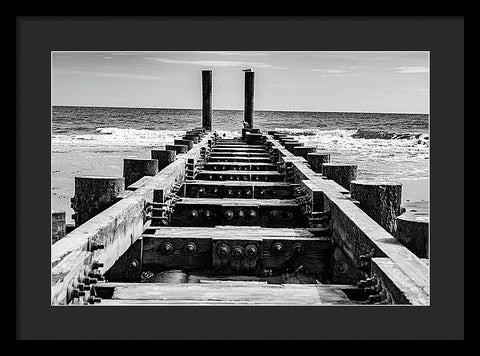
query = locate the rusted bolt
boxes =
[245,244,258,257]
[292,243,304,255]
[72,288,85,298]
[83,277,97,285]
[269,210,279,220]
[224,210,234,220]
[213,187,219,194]
[204,210,211,219]
[236,190,242,197]
[87,296,102,304]
[271,242,284,256]
[91,261,104,269]
[232,246,245,259]
[190,210,199,218]
[248,209,256,218]
[160,241,174,255]
[237,210,245,218]
[244,189,251,197]
[198,188,205,196]
[285,211,294,220]
[260,189,266,196]
[184,242,197,255]
[88,271,103,279]
[126,258,140,271]
[90,242,105,251]
[217,243,231,258]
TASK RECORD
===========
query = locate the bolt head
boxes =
[217,243,231,258]
[237,210,245,218]
[190,210,199,218]
[271,242,284,256]
[245,244,258,257]
[292,243,303,255]
[224,210,234,220]
[160,241,174,255]
[184,242,197,255]
[126,258,139,271]
[232,246,245,259]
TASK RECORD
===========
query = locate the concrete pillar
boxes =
[174,139,194,150]
[165,144,189,155]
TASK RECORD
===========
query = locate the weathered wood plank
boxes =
[93,282,354,305]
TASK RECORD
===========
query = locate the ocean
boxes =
[52,106,429,224]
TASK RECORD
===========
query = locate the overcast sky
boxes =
[52,51,429,113]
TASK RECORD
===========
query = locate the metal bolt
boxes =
[271,242,284,256]
[160,241,174,255]
[126,258,139,271]
[90,242,105,251]
[184,242,197,255]
[269,210,279,220]
[198,188,205,196]
[237,210,245,218]
[292,243,303,255]
[248,209,256,218]
[71,288,85,298]
[224,210,234,220]
[83,277,97,285]
[217,243,230,258]
[245,245,258,257]
[232,246,245,259]
[204,210,211,219]
[92,261,104,269]
[245,189,251,197]
[87,296,102,304]
[190,210,199,218]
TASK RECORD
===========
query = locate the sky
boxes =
[52,51,429,113]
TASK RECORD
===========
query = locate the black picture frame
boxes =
[16,16,465,340]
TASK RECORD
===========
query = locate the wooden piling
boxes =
[71,176,125,226]
[123,158,159,188]
[151,149,176,171]
[307,153,330,173]
[165,144,189,155]
[202,70,212,131]
[51,210,66,244]
[350,181,402,234]
[244,71,255,128]
[395,203,429,258]
[284,141,303,152]
[322,163,358,191]
[293,146,316,159]
[174,139,194,150]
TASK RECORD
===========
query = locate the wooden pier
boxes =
[51,70,429,306]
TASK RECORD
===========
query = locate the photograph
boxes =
[51,51,430,306]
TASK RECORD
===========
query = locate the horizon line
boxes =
[51,104,429,116]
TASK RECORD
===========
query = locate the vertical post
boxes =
[244,71,255,128]
[202,70,212,131]
[51,210,66,244]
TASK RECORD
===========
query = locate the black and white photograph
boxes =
[50,51,430,306]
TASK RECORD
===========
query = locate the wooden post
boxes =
[307,153,330,173]
[51,210,66,244]
[284,141,303,152]
[123,158,159,188]
[174,139,194,150]
[71,176,125,226]
[202,70,212,131]
[395,204,429,258]
[165,144,189,155]
[151,149,176,171]
[293,146,316,159]
[244,71,255,128]
[322,163,357,191]
[350,180,403,235]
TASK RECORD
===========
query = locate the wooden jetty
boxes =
[51,70,429,306]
